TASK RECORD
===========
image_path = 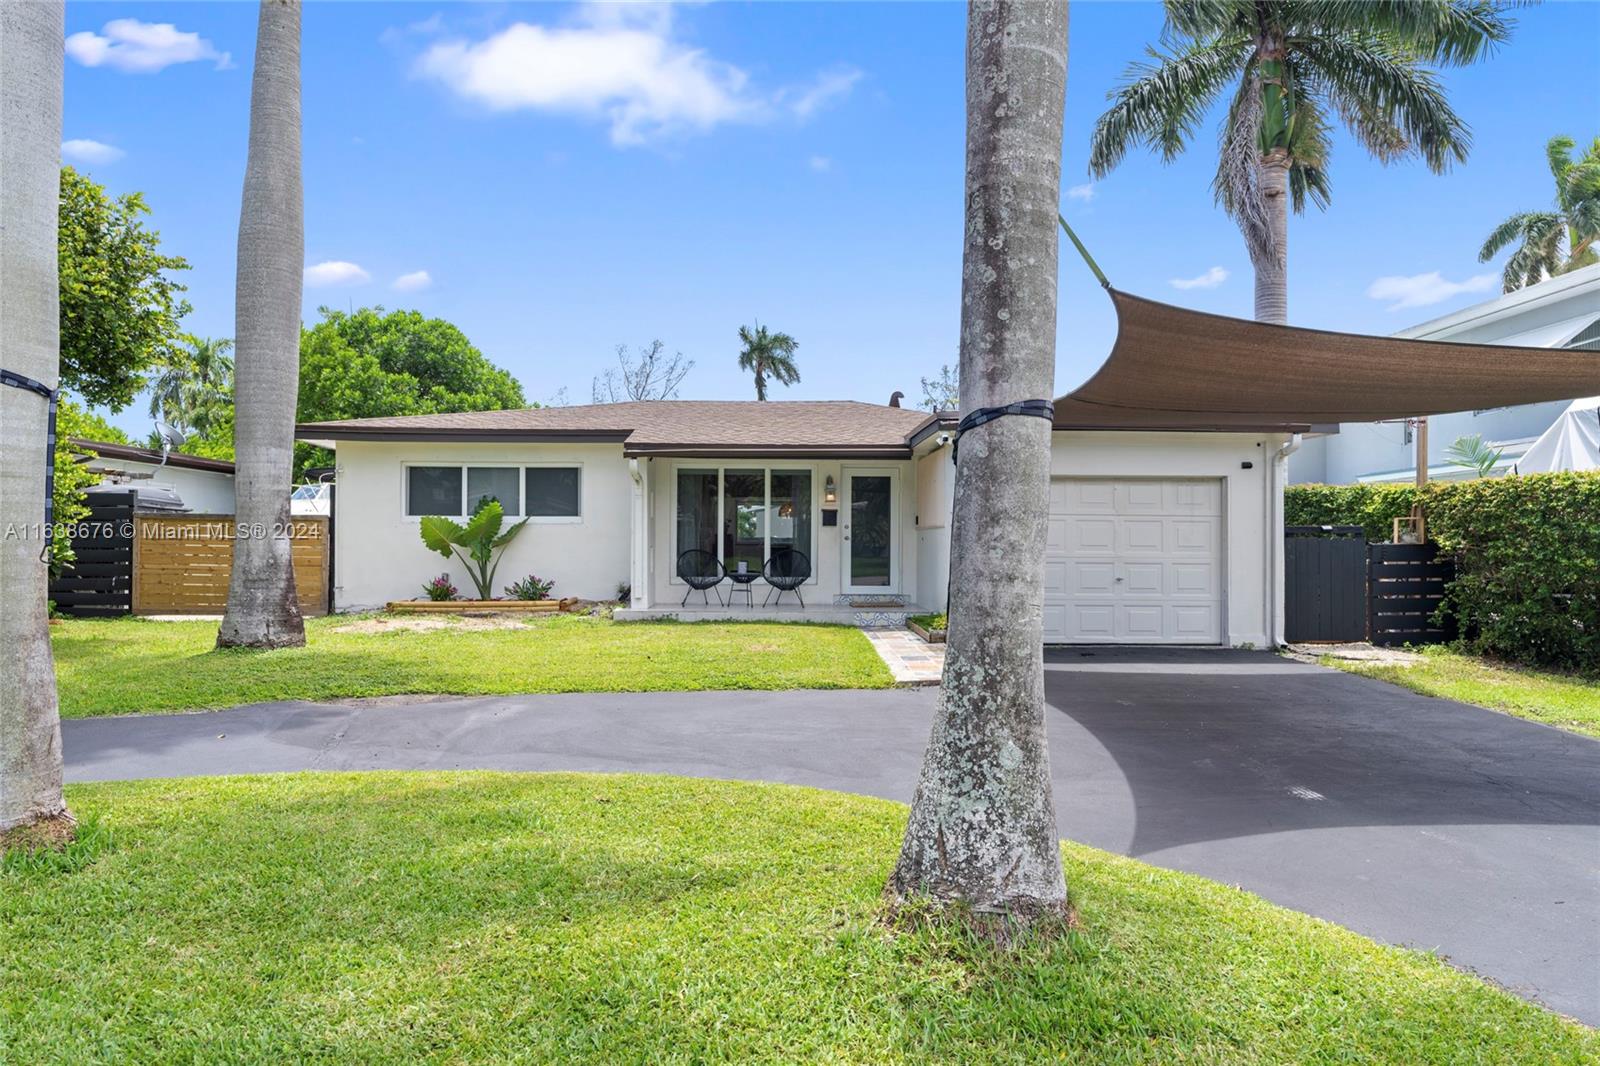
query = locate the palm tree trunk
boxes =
[1253,149,1290,324]
[218,0,306,649]
[888,0,1069,933]
[0,0,71,836]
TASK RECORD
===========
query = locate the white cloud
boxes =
[304,261,371,287]
[808,155,832,173]
[414,6,858,146]
[1366,270,1496,311]
[1064,182,1095,203]
[66,19,231,74]
[61,139,125,165]
[392,270,433,292]
[1170,266,1229,291]
[786,67,862,121]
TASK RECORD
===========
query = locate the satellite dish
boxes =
[155,421,187,466]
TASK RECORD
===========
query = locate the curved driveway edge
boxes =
[62,649,1600,1026]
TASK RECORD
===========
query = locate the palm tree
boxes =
[1445,433,1503,478]
[1478,135,1600,291]
[148,335,234,434]
[1090,1,1510,324]
[736,323,799,400]
[888,0,1070,933]
[218,0,306,650]
[0,0,73,840]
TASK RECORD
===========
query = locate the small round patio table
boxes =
[727,571,759,607]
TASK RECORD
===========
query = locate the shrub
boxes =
[421,574,457,602]
[1426,473,1600,672]
[419,499,529,600]
[615,581,632,603]
[1285,483,1418,542]
[505,575,555,601]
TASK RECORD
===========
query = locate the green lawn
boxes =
[50,614,892,718]
[3,773,1591,1064]
[1323,646,1600,739]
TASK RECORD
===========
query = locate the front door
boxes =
[843,470,897,593]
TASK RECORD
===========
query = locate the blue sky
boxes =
[63,1,1600,437]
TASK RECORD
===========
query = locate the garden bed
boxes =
[384,597,578,614]
[907,612,948,643]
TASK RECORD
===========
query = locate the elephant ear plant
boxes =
[419,499,529,600]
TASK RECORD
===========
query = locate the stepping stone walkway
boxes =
[863,628,944,685]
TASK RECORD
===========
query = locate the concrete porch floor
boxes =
[615,600,934,626]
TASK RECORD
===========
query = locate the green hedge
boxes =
[1286,475,1600,670]
[1284,482,1418,541]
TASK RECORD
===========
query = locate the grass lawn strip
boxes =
[50,614,892,718]
[1323,646,1600,740]
[3,772,1593,1064]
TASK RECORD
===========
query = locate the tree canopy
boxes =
[58,166,191,410]
[1478,134,1600,291]
[295,306,526,478]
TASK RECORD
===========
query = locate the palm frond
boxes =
[1284,90,1334,213]
[1293,32,1471,172]
[1285,1,1514,66]
[1090,35,1249,176]
[1210,65,1276,261]
[1476,210,1552,261]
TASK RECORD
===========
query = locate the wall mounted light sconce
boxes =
[823,475,837,504]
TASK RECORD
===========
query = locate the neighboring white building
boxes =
[302,402,1294,648]
[1290,264,1600,484]
[75,439,237,514]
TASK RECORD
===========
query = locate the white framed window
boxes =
[671,463,814,583]
[403,463,581,521]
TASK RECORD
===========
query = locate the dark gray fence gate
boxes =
[48,489,135,617]
[1367,542,1456,647]
[1284,525,1368,642]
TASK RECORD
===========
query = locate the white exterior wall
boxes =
[644,456,923,608]
[93,459,236,514]
[913,440,955,613]
[1050,431,1290,647]
[331,441,632,611]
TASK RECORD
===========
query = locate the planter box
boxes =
[907,619,946,644]
[385,597,577,614]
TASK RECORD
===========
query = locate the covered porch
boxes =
[617,434,954,623]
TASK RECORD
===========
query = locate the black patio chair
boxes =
[677,549,726,606]
[762,548,811,608]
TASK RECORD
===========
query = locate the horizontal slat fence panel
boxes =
[49,490,135,617]
[1367,542,1455,647]
[133,515,328,616]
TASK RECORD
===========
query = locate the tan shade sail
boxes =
[1053,289,1600,431]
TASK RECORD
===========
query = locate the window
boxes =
[468,467,521,516]
[404,463,581,518]
[526,467,581,517]
[675,466,813,580]
[407,466,461,517]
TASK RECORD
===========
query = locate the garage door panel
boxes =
[1044,477,1224,644]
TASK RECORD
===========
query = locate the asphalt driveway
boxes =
[63,647,1600,1024]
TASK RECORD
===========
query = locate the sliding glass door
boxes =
[674,466,814,582]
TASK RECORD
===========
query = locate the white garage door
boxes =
[1043,478,1224,644]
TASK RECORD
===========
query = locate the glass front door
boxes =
[845,473,894,590]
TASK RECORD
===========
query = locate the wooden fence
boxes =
[132,514,329,616]
[49,490,136,617]
[1367,542,1455,647]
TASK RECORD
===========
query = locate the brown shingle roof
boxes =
[296,400,945,456]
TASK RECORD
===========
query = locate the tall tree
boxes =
[592,340,693,403]
[296,306,525,478]
[920,363,960,411]
[58,165,191,410]
[148,335,234,435]
[1090,0,1510,324]
[735,323,799,400]
[1,0,72,841]
[1478,135,1600,291]
[218,0,306,650]
[888,0,1070,933]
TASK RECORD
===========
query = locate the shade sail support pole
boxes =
[1058,213,1110,290]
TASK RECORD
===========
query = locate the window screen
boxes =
[468,467,521,516]
[525,467,581,517]
[407,466,461,517]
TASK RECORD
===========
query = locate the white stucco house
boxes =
[299,401,1298,647]
[1291,264,1600,484]
[74,439,237,514]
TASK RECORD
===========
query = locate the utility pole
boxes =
[1414,416,1429,487]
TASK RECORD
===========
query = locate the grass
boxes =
[3,773,1591,1064]
[908,612,948,633]
[1323,646,1600,739]
[50,614,892,718]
